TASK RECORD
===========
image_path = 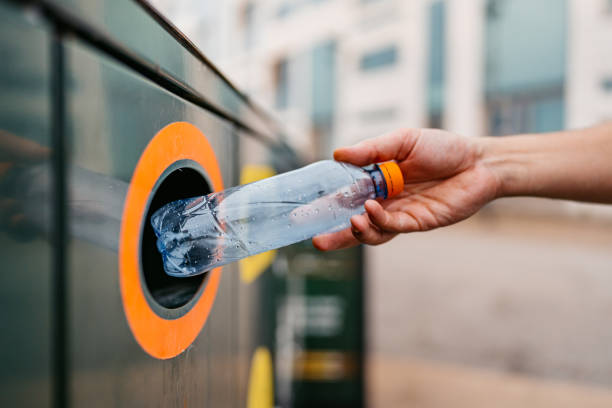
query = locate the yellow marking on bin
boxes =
[293,351,357,381]
[247,347,274,408]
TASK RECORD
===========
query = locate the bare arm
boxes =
[313,122,612,251]
[483,122,612,203]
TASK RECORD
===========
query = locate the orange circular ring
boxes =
[119,121,223,359]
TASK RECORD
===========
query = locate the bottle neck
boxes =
[367,165,388,199]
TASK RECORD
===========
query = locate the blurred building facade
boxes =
[213,0,612,160]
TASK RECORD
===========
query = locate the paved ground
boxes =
[366,200,612,407]
[368,356,612,408]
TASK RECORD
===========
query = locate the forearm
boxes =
[480,122,612,204]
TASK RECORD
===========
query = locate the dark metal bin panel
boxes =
[48,0,278,139]
[64,39,243,406]
[0,3,53,407]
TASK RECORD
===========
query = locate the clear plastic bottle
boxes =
[151,160,403,277]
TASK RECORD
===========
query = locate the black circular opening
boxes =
[141,163,212,312]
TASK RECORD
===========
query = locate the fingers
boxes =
[333,128,419,166]
[313,200,417,251]
[364,200,420,233]
[312,209,397,250]
[312,212,398,251]
[312,227,359,251]
[349,213,397,245]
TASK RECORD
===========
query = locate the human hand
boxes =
[312,128,500,250]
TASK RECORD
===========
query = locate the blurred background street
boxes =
[368,204,612,406]
[156,0,612,405]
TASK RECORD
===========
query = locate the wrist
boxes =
[478,135,531,199]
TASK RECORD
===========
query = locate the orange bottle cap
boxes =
[377,161,404,198]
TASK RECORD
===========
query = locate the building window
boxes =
[240,2,255,49]
[277,0,330,19]
[427,0,446,128]
[312,40,337,156]
[274,58,289,109]
[486,0,501,19]
[359,45,398,71]
[276,1,293,18]
[359,107,396,123]
[484,0,566,135]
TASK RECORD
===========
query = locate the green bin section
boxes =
[279,243,364,408]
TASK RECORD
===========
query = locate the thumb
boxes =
[333,128,418,166]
